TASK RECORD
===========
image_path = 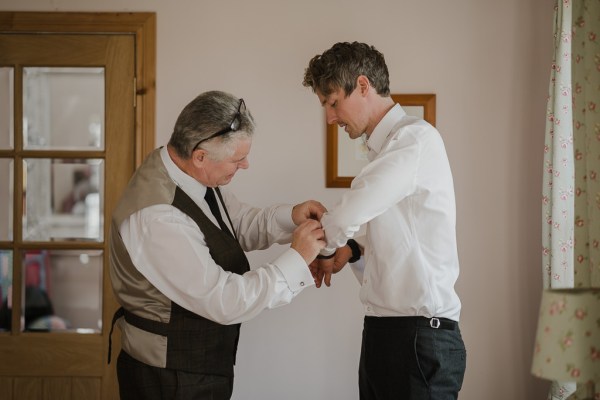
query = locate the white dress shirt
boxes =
[119,146,314,325]
[321,104,462,320]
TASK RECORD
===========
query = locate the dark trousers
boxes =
[117,350,234,400]
[359,316,466,400]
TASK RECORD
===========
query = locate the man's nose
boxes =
[325,107,337,125]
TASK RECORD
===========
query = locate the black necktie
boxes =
[204,187,234,238]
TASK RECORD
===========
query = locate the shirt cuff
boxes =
[319,247,337,257]
[272,248,315,292]
[274,204,296,231]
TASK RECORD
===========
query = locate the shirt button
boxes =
[300,282,305,287]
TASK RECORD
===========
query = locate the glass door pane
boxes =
[21,249,103,333]
[0,158,13,241]
[0,250,12,332]
[0,67,13,149]
[22,158,104,242]
[23,67,104,150]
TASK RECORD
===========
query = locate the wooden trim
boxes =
[0,11,156,164]
[325,123,351,188]
[0,334,103,376]
[0,13,156,399]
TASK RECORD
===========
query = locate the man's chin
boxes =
[346,131,362,140]
[220,176,234,186]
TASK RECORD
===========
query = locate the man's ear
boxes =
[193,149,207,166]
[357,75,370,96]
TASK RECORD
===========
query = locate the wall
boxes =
[0,1,555,398]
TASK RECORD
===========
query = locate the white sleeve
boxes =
[120,204,314,325]
[321,136,419,252]
[218,188,297,251]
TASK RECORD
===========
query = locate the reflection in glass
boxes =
[23,159,104,242]
[23,67,104,150]
[0,250,13,332]
[0,159,13,241]
[0,67,14,149]
[15,249,102,333]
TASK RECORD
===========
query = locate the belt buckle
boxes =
[429,318,441,329]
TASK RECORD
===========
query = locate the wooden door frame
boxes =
[0,11,156,164]
[0,12,155,399]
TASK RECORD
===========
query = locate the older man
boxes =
[109,90,326,399]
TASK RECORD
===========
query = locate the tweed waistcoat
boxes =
[109,148,250,376]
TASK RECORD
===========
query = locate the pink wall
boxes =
[0,0,555,398]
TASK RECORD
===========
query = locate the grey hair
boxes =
[168,90,255,159]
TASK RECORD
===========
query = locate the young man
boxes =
[303,42,466,400]
[109,90,326,399]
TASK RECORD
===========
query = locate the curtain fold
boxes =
[541,0,574,291]
[573,0,600,289]
[533,0,600,398]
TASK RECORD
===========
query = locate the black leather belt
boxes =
[364,316,458,330]
[107,307,171,365]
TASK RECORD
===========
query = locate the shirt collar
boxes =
[160,146,207,204]
[366,103,406,155]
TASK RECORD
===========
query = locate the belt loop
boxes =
[430,317,441,329]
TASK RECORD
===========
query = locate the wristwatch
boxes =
[346,239,361,263]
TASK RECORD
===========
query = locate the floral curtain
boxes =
[532,0,600,399]
[572,2,600,290]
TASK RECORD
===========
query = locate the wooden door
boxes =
[0,13,155,400]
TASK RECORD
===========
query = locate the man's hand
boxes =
[309,245,352,288]
[292,200,327,225]
[290,219,326,265]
